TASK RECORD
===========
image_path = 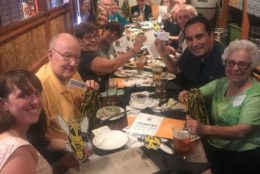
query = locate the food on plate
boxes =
[164,98,186,110]
[97,106,121,118]
[167,98,178,108]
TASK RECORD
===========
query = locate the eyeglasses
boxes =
[51,49,80,62]
[225,60,252,70]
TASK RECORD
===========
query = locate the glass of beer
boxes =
[135,54,146,74]
[152,66,163,83]
[172,127,191,159]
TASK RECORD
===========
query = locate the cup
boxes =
[155,79,167,103]
[135,55,146,74]
[172,127,191,156]
[131,92,148,104]
[106,79,118,105]
[152,66,163,83]
[125,25,131,36]
[132,17,138,24]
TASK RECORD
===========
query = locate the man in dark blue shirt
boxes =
[130,0,152,22]
[155,16,225,89]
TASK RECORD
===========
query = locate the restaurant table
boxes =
[75,24,212,173]
[83,83,212,174]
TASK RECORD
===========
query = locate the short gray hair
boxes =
[222,39,260,68]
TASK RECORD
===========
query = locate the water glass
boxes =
[135,56,146,74]
[106,79,118,105]
[155,79,167,104]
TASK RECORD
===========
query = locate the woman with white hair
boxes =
[173,3,198,53]
[179,39,260,174]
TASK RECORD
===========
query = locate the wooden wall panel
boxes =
[30,25,48,60]
[0,41,18,73]
[14,34,31,69]
[50,15,66,37]
[65,12,72,32]
[0,3,73,74]
[0,25,48,73]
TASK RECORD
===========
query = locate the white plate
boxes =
[162,72,176,80]
[92,130,128,150]
[145,60,165,69]
[129,97,158,110]
[114,69,137,78]
[96,106,125,121]
[124,63,136,69]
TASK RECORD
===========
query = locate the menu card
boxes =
[127,113,185,139]
[113,35,134,54]
[144,30,160,58]
[128,113,163,135]
[159,5,168,19]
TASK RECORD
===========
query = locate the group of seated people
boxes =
[82,0,199,56]
[0,1,260,174]
[81,0,187,29]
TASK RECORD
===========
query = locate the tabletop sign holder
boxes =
[56,115,89,162]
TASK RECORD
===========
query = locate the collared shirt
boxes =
[36,64,85,139]
[200,78,260,151]
[139,6,145,19]
[177,41,225,90]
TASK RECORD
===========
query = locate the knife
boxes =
[100,110,126,123]
[159,143,174,154]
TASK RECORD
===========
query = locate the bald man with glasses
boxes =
[36,33,99,154]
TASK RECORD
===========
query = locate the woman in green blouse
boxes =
[179,39,260,174]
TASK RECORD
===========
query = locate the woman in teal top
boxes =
[108,0,129,26]
[179,40,260,174]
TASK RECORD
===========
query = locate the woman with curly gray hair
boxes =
[179,40,260,174]
[222,39,260,70]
